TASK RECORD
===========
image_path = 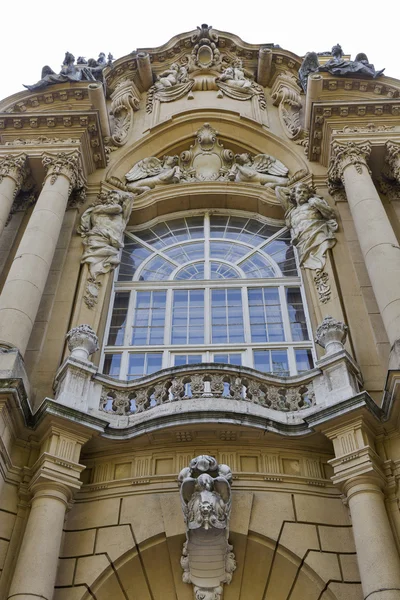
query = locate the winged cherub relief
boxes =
[124,155,183,194]
[275,182,338,270]
[228,153,289,188]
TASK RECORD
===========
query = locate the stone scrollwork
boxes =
[108,80,140,147]
[42,151,86,199]
[271,73,306,141]
[109,123,291,195]
[216,59,266,110]
[178,455,236,599]
[314,270,331,304]
[276,182,338,270]
[78,189,134,307]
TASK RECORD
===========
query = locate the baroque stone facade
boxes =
[0,26,400,600]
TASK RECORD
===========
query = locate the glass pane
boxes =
[175,263,205,280]
[214,353,242,366]
[107,292,129,346]
[286,288,309,341]
[165,242,204,263]
[174,354,202,366]
[211,288,244,344]
[140,256,174,281]
[127,353,163,380]
[253,350,271,374]
[171,290,204,345]
[118,238,152,281]
[103,354,121,378]
[271,350,289,376]
[240,253,275,278]
[210,262,240,279]
[262,232,298,276]
[210,241,249,263]
[132,291,166,346]
[248,287,284,343]
[295,349,314,373]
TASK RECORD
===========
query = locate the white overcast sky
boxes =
[1,0,397,101]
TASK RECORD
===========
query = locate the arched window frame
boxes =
[101,209,316,380]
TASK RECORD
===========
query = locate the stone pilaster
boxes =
[0,153,29,237]
[7,426,88,600]
[329,140,400,357]
[325,418,400,600]
[0,151,85,356]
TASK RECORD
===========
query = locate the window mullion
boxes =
[124,291,136,346]
[287,346,297,376]
[280,285,292,342]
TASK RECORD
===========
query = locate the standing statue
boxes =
[78,190,133,307]
[124,155,183,194]
[275,183,337,270]
[178,455,236,600]
[228,153,289,188]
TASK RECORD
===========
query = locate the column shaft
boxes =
[347,482,400,599]
[0,151,83,356]
[7,487,68,600]
[342,163,400,347]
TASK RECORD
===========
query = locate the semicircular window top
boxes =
[102,212,315,381]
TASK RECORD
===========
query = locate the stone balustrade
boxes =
[96,364,317,417]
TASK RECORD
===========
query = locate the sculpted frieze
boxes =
[179,455,236,600]
[215,59,266,109]
[109,123,291,195]
[276,182,337,270]
[146,63,195,113]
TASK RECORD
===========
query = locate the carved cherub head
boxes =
[162,155,179,168]
[234,153,252,166]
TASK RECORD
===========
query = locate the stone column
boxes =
[0,153,29,237]
[329,141,400,350]
[7,482,71,600]
[7,427,87,600]
[0,151,85,356]
[326,419,400,600]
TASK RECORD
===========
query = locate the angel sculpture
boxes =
[154,63,189,90]
[275,182,338,270]
[124,155,182,194]
[228,153,289,188]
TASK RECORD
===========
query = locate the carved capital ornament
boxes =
[328,140,371,183]
[0,153,30,196]
[385,141,400,183]
[42,151,86,197]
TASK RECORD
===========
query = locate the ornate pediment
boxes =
[108,123,297,195]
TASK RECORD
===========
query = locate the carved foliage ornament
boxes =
[328,141,371,183]
[385,141,400,183]
[66,324,99,361]
[78,189,134,308]
[107,80,140,147]
[271,73,304,140]
[315,316,348,355]
[42,151,86,198]
[178,455,236,600]
[0,153,30,196]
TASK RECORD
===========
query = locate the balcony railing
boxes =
[96,363,317,417]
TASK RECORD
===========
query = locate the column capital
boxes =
[328,140,372,183]
[42,150,86,197]
[385,140,400,183]
[0,152,29,193]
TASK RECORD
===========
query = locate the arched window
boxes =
[102,212,315,380]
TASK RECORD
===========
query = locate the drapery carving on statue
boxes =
[276,183,337,270]
[216,59,266,109]
[146,62,195,113]
[178,455,236,599]
[78,189,134,307]
[108,123,298,195]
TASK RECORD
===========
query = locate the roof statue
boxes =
[298,44,385,91]
[24,51,113,92]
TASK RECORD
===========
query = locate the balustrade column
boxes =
[329,141,400,350]
[7,482,71,600]
[0,153,29,237]
[0,151,85,356]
